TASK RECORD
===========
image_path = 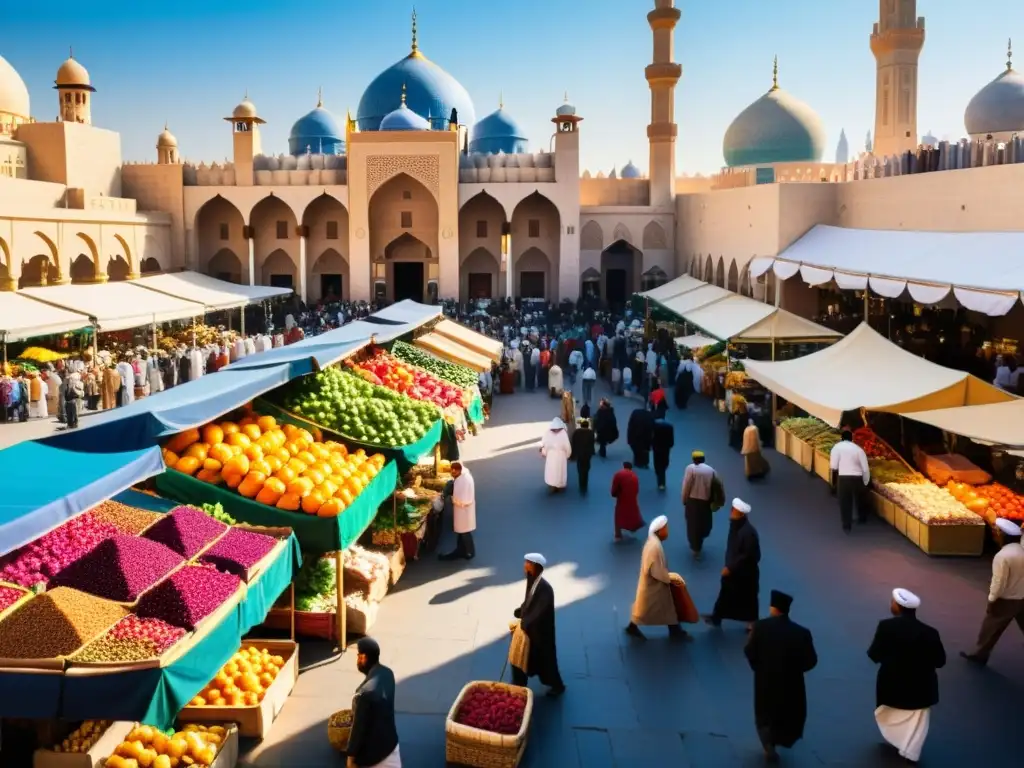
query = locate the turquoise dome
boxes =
[469,106,528,154]
[288,104,344,156]
[380,101,430,131]
[723,83,825,168]
[620,161,641,178]
[358,48,475,132]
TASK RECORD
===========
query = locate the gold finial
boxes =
[243,88,249,100]
[771,55,779,91]
[1008,38,1014,72]
[401,82,407,105]
[317,86,324,108]
[164,121,169,131]
[411,8,418,54]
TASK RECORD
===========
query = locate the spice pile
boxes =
[91,501,162,535]
[143,505,229,558]
[74,614,188,662]
[199,528,278,581]
[50,534,184,602]
[0,511,118,588]
[136,565,241,631]
[0,587,128,659]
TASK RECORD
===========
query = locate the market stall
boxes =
[0,293,93,356]
[19,282,207,333]
[413,333,492,373]
[133,271,292,311]
[391,340,485,425]
[431,319,503,363]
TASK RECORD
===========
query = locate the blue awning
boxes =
[42,365,293,453]
[0,443,165,556]
[367,300,441,327]
[225,323,377,376]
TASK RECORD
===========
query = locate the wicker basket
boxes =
[445,681,533,768]
[327,708,353,753]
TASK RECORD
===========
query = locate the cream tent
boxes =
[681,295,777,341]
[901,400,1024,449]
[674,333,718,350]
[660,285,733,316]
[414,333,492,372]
[133,271,291,310]
[742,323,1013,426]
[20,283,205,333]
[0,293,93,342]
[732,309,841,343]
[641,275,705,303]
[432,319,502,362]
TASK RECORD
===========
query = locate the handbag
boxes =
[507,621,530,671]
[709,474,726,513]
[670,573,700,624]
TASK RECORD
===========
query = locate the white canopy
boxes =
[133,271,291,310]
[641,275,705,303]
[0,293,93,342]
[732,309,842,342]
[743,323,1013,426]
[659,285,734,316]
[414,333,492,372]
[752,225,1024,317]
[370,300,442,328]
[432,319,503,362]
[20,283,206,333]
[683,295,777,341]
[902,400,1024,449]
[674,334,718,349]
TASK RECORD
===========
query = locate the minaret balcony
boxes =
[647,6,681,29]
[645,63,682,84]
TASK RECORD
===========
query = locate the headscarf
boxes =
[549,417,565,431]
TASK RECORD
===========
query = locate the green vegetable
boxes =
[391,341,478,389]
[296,555,335,599]
[200,502,237,525]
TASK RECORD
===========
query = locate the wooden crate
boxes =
[774,426,789,457]
[904,515,922,546]
[177,639,298,739]
[880,496,896,525]
[892,504,908,535]
[786,436,804,463]
[798,441,815,472]
[33,721,136,768]
[919,524,986,556]
[813,451,831,483]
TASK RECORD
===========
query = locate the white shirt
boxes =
[622,367,633,384]
[582,367,597,381]
[829,440,870,484]
[989,542,1024,602]
[568,350,583,368]
[994,366,1012,389]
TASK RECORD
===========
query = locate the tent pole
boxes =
[92,327,98,360]
[151,321,158,353]
[863,288,870,325]
[771,336,777,422]
[335,549,346,653]
[240,307,246,337]
[192,318,197,350]
[289,581,296,642]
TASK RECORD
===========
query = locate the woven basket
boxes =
[327,708,352,753]
[445,681,533,768]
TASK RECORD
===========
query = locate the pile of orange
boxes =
[188,646,287,708]
[163,415,386,517]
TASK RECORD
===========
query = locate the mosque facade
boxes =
[0,0,1022,312]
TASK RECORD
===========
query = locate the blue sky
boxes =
[2,1,1020,175]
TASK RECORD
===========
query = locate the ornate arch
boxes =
[611,223,633,247]
[112,233,134,275]
[76,232,101,278]
[642,221,667,249]
[366,155,440,202]
[580,221,603,251]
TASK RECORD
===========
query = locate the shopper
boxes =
[511,553,566,696]
[868,588,946,765]
[593,398,619,458]
[829,429,870,532]
[611,461,644,541]
[571,418,596,495]
[651,416,675,491]
[346,637,401,768]
[439,462,475,562]
[580,364,597,408]
[626,405,654,469]
[961,518,1024,667]
[741,418,771,480]
[744,590,818,764]
[681,450,722,559]
[705,499,761,631]
[626,516,689,640]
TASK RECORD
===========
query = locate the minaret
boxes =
[223,92,265,186]
[645,0,682,207]
[870,0,925,157]
[55,48,96,125]
[835,129,849,164]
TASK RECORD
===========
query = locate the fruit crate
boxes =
[812,451,831,483]
[919,522,985,556]
[786,436,804,465]
[774,425,789,457]
[32,721,135,768]
[176,640,298,739]
[445,681,534,768]
[264,608,336,641]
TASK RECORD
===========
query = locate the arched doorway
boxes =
[303,194,348,302]
[727,261,739,292]
[703,255,714,282]
[739,266,751,297]
[196,196,247,282]
[511,192,560,300]
[251,196,299,288]
[715,257,726,288]
[459,192,506,298]
[369,173,438,303]
[311,248,348,302]
[262,249,296,289]
[208,249,243,284]
[140,257,161,275]
[600,239,642,309]
[461,248,499,301]
[69,254,95,284]
[641,266,668,292]
[107,255,130,282]
[580,267,601,299]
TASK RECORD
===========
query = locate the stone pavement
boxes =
[232,377,1023,767]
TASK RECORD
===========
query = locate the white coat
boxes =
[548,365,564,395]
[452,470,477,533]
[541,428,571,488]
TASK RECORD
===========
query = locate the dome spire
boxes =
[317,86,323,108]
[1008,38,1014,72]
[499,91,503,109]
[771,55,779,91]
[410,8,419,56]
[401,82,407,105]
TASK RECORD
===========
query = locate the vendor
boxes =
[347,637,401,768]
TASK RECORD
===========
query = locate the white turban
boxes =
[892,588,921,609]
[549,418,565,430]
[732,498,751,514]
[995,518,1022,537]
[649,515,668,536]
[524,552,547,567]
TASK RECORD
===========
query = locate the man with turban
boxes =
[868,588,946,764]
[961,518,1024,667]
[346,637,401,767]
[705,499,761,631]
[540,418,572,493]
[511,553,565,696]
[682,450,722,560]
[626,516,689,640]
[744,590,818,763]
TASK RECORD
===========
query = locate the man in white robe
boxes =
[547,364,564,398]
[626,516,689,640]
[868,588,946,764]
[440,462,476,561]
[540,418,571,492]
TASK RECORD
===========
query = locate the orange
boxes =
[227,432,251,448]
[224,472,244,489]
[274,466,297,484]
[223,454,250,477]
[288,477,315,497]
[255,484,283,506]
[202,424,225,446]
[184,443,210,461]
[302,468,325,486]
[257,415,277,432]
[297,450,317,466]
[202,458,222,472]
[220,421,240,435]
[284,440,301,456]
[282,423,298,437]
[318,479,339,497]
[317,498,343,517]
[276,492,301,511]
[209,443,234,464]
[244,444,264,462]
[302,490,326,515]
[250,458,272,476]
[273,447,292,463]
[286,458,308,475]
[338,488,355,506]
[242,424,263,442]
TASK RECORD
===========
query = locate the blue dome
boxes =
[357,50,475,132]
[723,86,825,167]
[469,106,528,154]
[620,161,641,178]
[288,106,344,156]
[380,102,431,131]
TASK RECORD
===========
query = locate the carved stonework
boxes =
[612,223,633,246]
[642,221,668,249]
[365,154,440,200]
[580,221,603,251]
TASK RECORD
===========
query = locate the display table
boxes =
[867,491,985,556]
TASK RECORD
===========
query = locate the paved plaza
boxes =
[6,380,1020,767]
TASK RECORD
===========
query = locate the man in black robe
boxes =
[346,637,400,768]
[626,406,655,469]
[651,417,675,491]
[674,357,695,409]
[512,553,565,697]
[571,418,596,495]
[744,590,818,764]
[705,498,761,630]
